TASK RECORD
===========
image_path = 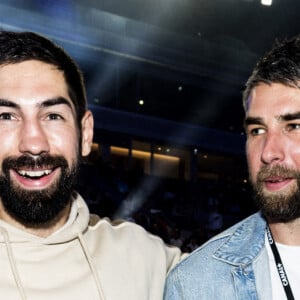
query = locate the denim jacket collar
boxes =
[212,212,267,266]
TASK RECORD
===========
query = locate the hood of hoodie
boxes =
[0,192,90,245]
[0,192,106,300]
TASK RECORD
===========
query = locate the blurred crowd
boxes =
[77,156,256,252]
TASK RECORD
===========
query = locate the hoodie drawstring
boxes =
[0,228,27,300]
[77,231,105,300]
[0,222,104,299]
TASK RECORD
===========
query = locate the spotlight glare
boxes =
[261,0,272,6]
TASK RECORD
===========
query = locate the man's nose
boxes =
[18,120,50,155]
[261,131,285,164]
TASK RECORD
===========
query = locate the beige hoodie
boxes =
[0,193,182,300]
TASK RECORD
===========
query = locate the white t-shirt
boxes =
[266,233,300,299]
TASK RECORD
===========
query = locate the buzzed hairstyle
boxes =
[0,30,87,128]
[243,34,300,111]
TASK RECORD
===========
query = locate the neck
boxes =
[268,218,300,245]
[0,202,71,238]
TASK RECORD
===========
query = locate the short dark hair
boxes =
[0,30,87,127]
[243,34,300,111]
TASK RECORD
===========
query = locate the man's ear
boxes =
[81,110,94,157]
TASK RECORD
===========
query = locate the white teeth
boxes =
[18,169,52,177]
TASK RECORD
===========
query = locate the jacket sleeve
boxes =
[163,267,183,300]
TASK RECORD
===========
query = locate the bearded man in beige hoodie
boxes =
[0,30,182,300]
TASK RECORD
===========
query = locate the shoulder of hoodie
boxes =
[88,214,185,271]
[88,213,168,244]
[89,214,188,264]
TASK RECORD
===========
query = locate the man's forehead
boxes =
[0,61,69,97]
[245,86,259,113]
[245,94,253,112]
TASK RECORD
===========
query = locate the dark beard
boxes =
[0,154,79,228]
[252,164,300,223]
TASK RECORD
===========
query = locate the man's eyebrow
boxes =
[0,97,73,110]
[244,116,264,127]
[40,97,72,109]
[279,112,300,121]
[0,99,19,108]
[244,112,300,128]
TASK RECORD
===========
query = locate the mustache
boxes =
[257,165,300,181]
[2,154,68,170]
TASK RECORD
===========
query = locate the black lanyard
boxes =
[266,225,295,300]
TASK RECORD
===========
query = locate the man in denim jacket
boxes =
[164,35,300,299]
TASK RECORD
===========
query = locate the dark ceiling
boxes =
[0,0,299,135]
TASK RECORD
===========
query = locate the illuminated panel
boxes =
[111,146,180,178]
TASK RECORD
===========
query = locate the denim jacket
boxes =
[164,212,273,300]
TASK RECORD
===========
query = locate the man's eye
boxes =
[285,123,300,132]
[0,113,13,120]
[248,127,265,136]
[47,114,63,120]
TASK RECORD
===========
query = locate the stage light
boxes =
[261,0,272,6]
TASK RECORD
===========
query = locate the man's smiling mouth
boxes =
[17,169,53,179]
[264,176,292,183]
